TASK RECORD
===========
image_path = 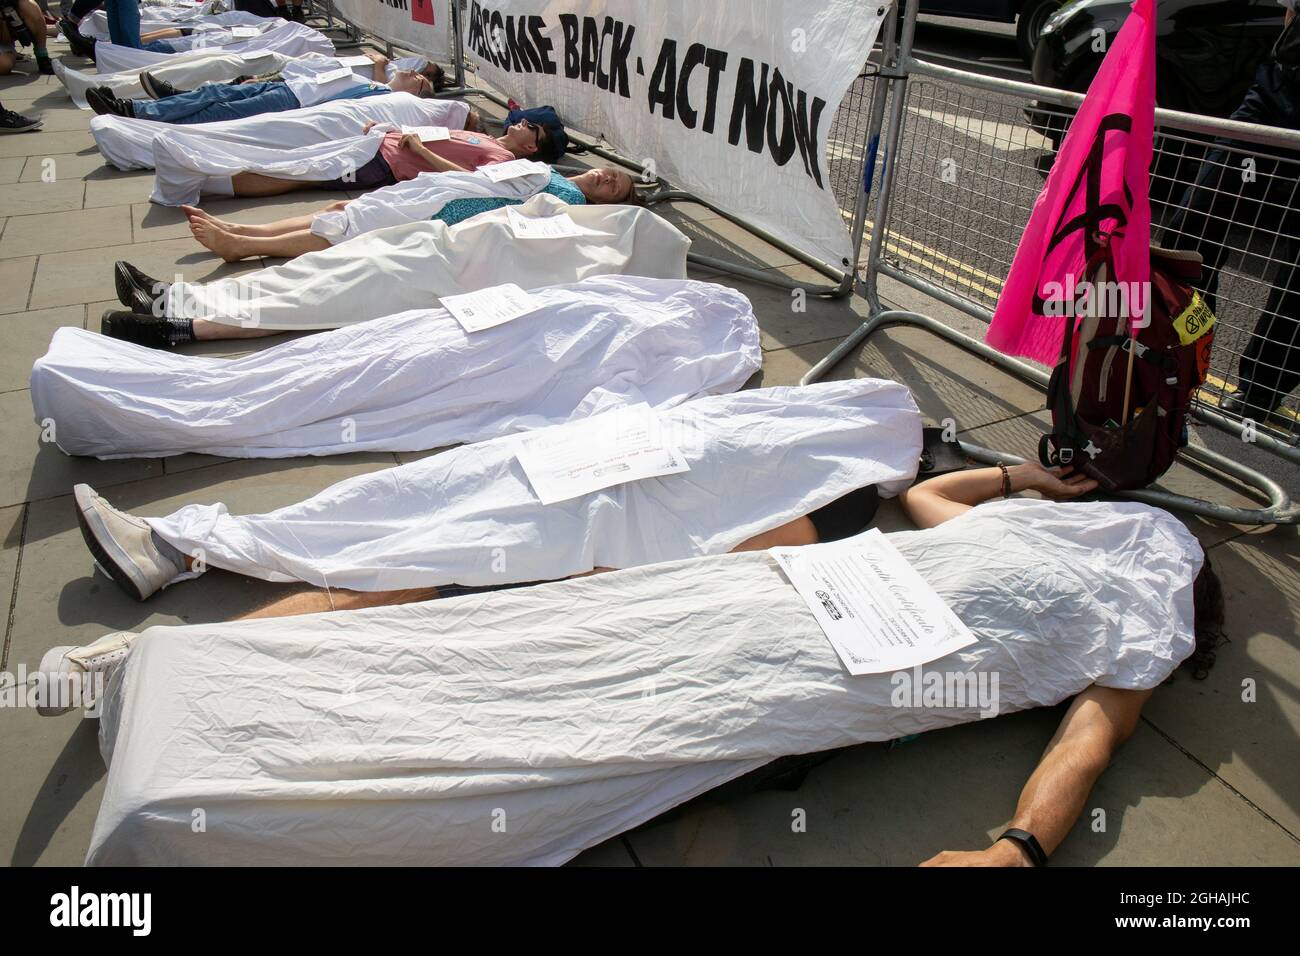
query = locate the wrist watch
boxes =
[997,828,1048,866]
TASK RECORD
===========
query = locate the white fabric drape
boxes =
[30,276,759,459]
[310,163,552,243]
[145,379,923,590]
[86,499,1201,865]
[164,195,683,330]
[92,19,332,74]
[91,91,466,171]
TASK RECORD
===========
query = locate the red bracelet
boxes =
[997,462,1012,498]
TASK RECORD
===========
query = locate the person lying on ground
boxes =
[95,194,674,344]
[55,44,443,108]
[37,471,1219,870]
[136,51,449,100]
[62,379,926,604]
[182,163,638,261]
[89,90,470,172]
[84,53,440,123]
[30,275,754,459]
[217,113,563,200]
[89,12,330,75]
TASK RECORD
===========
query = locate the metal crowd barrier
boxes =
[391,1,875,297]
[306,0,1293,522]
[803,0,1299,525]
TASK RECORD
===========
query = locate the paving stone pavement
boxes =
[0,48,1296,868]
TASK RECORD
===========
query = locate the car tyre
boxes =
[1017,0,1065,63]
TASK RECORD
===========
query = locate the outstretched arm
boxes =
[898,462,1098,529]
[921,685,1152,866]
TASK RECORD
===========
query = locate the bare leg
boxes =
[230,172,321,198]
[182,205,325,238]
[191,318,281,340]
[140,27,182,41]
[190,218,331,261]
[238,585,443,620]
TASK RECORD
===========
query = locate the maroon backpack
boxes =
[1039,241,1217,492]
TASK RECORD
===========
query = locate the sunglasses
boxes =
[523,119,546,149]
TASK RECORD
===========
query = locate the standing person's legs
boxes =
[102,0,140,47]
[1237,240,1300,413]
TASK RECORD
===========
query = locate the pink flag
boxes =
[985,0,1155,364]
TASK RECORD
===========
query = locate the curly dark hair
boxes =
[1185,555,1226,679]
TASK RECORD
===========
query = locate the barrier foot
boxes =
[803,309,1299,526]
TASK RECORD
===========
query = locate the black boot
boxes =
[139,71,187,100]
[101,311,195,349]
[86,87,134,118]
[114,261,167,314]
[59,17,96,58]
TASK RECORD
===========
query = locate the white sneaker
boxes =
[32,631,137,717]
[73,484,185,601]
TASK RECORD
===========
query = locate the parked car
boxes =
[1026,0,1286,197]
[920,0,1067,62]
[1032,0,1286,117]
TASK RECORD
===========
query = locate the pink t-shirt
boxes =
[380,129,515,182]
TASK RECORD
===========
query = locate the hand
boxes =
[362,120,377,134]
[367,50,389,64]
[398,132,426,154]
[921,841,1033,867]
[1012,462,1098,500]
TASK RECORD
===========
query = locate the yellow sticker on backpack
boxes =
[1172,291,1216,345]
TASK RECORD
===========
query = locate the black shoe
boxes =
[100,310,194,349]
[1219,389,1281,424]
[139,71,185,100]
[59,16,96,57]
[0,108,42,134]
[290,5,306,22]
[86,86,134,118]
[37,56,55,76]
[114,261,166,314]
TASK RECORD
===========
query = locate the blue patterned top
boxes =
[435,170,586,226]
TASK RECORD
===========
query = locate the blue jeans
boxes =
[131,82,302,124]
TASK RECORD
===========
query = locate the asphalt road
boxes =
[823,15,1300,505]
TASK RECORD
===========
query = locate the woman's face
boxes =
[575,167,634,204]
[502,119,544,156]
[389,70,433,97]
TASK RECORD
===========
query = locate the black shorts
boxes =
[318,152,397,191]
[807,484,880,543]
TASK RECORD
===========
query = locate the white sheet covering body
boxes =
[163,195,683,328]
[144,380,923,591]
[57,50,426,111]
[30,276,759,459]
[81,4,230,39]
[92,19,332,74]
[86,499,1202,866]
[55,49,294,108]
[91,91,466,174]
[310,163,552,243]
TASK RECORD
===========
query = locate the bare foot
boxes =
[181,204,246,234]
[190,218,251,262]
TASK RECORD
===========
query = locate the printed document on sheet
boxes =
[314,66,356,84]
[506,207,583,240]
[230,26,260,37]
[772,529,976,675]
[481,159,546,182]
[405,125,451,141]
[335,55,376,67]
[440,283,539,333]
[515,404,691,505]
